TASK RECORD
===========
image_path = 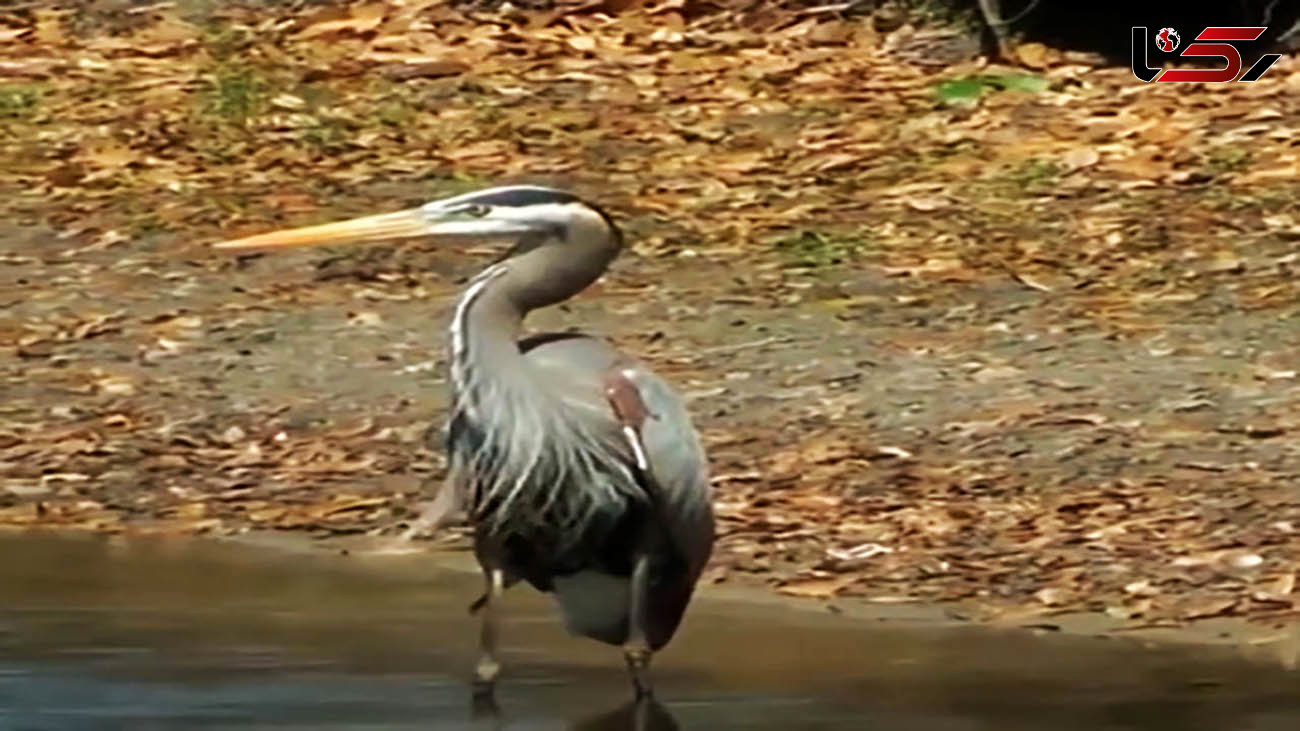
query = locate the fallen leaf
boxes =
[1060,147,1100,173]
[1014,42,1052,69]
[777,574,858,599]
[294,2,388,40]
[384,59,470,80]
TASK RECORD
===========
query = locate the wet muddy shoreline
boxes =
[5,530,1300,730]
[180,527,1300,663]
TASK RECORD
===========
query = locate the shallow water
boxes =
[0,533,1297,730]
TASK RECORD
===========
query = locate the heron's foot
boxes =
[472,654,501,702]
[474,653,501,685]
[623,646,654,699]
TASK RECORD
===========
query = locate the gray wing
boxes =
[522,334,715,574]
[615,359,715,575]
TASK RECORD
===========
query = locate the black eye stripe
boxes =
[461,187,581,208]
[437,186,623,248]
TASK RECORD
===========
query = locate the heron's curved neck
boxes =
[450,266,525,401]
[449,236,616,407]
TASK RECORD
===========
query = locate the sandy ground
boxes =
[5,204,1300,653]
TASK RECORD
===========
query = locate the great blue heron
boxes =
[213,186,715,698]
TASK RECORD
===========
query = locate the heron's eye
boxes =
[464,204,490,218]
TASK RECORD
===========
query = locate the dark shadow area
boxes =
[965,0,1299,60]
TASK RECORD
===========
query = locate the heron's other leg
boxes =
[623,552,654,698]
[473,567,505,695]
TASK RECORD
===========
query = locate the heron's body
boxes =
[214,185,715,698]
[454,332,712,650]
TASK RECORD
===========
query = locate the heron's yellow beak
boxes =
[211,208,430,252]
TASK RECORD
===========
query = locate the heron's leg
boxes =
[623,552,654,698]
[473,567,505,694]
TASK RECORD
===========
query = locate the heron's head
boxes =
[212,185,622,261]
